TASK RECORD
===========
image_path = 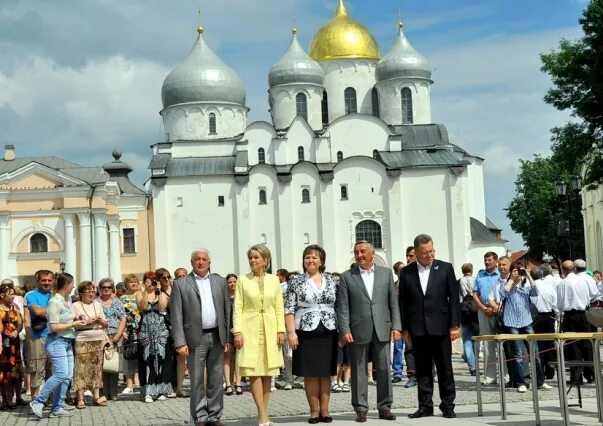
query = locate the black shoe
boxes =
[378,410,396,420]
[319,416,333,423]
[392,376,403,383]
[470,369,476,377]
[442,410,456,418]
[308,417,320,424]
[408,408,433,419]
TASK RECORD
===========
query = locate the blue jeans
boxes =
[34,335,74,412]
[505,325,544,386]
[392,340,404,378]
[461,323,478,370]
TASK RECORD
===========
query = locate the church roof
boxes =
[470,217,508,243]
[377,22,432,82]
[379,149,464,168]
[162,156,236,177]
[269,29,324,87]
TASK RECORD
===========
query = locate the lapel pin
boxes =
[434,265,439,270]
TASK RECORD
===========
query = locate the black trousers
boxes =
[533,312,556,374]
[412,335,455,412]
[562,310,595,381]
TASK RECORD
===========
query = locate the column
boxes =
[93,213,109,281]
[62,213,77,282]
[107,216,122,283]
[0,215,9,279]
[77,212,93,281]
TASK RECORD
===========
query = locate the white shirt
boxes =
[530,277,558,313]
[359,265,374,300]
[417,262,431,295]
[194,272,217,329]
[557,272,596,311]
[577,271,600,301]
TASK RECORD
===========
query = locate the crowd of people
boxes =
[0,236,602,424]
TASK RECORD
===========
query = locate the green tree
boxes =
[506,155,584,260]
[540,0,603,185]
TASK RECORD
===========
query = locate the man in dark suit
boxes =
[337,241,401,422]
[399,234,460,419]
[171,249,232,426]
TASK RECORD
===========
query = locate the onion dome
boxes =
[377,22,432,81]
[269,28,325,87]
[309,0,380,62]
[161,27,246,108]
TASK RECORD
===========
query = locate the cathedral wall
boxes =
[328,116,389,159]
[162,104,247,141]
[375,80,432,125]
[269,84,324,131]
[171,140,236,158]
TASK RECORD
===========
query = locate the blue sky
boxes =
[0,0,590,251]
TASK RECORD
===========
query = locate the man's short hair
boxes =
[405,246,415,255]
[461,263,473,275]
[276,269,289,278]
[530,267,543,280]
[484,251,498,260]
[0,278,14,287]
[413,234,433,249]
[35,270,54,281]
[191,248,211,260]
[498,256,511,263]
[393,261,404,274]
[540,263,553,276]
[354,240,375,253]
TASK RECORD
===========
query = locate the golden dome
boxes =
[309,0,381,62]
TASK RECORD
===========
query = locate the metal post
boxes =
[592,338,603,422]
[556,339,569,425]
[475,340,483,416]
[529,339,540,425]
[497,340,507,420]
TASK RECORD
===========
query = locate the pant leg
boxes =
[477,310,497,379]
[461,324,476,370]
[206,332,225,422]
[412,336,435,410]
[370,336,393,412]
[391,340,403,378]
[36,337,72,412]
[188,336,211,424]
[349,342,369,413]
[430,335,456,412]
[404,340,415,378]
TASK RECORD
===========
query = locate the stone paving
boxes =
[0,355,600,425]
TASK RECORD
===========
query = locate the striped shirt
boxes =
[499,278,539,328]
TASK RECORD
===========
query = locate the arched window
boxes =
[401,87,413,124]
[336,151,343,162]
[259,189,267,205]
[296,93,308,120]
[340,185,348,200]
[371,88,380,117]
[297,146,305,162]
[301,188,310,203]
[372,149,379,159]
[258,148,266,164]
[30,233,48,253]
[209,113,217,134]
[355,220,382,249]
[321,91,329,126]
[344,87,357,114]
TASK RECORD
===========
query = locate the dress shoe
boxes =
[404,377,418,388]
[392,376,403,383]
[308,418,320,424]
[378,410,396,420]
[355,411,367,422]
[319,415,333,423]
[408,408,434,419]
[442,410,456,418]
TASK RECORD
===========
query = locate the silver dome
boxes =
[161,29,246,108]
[269,30,324,87]
[376,24,432,82]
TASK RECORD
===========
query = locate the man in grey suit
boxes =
[337,241,402,422]
[171,249,232,426]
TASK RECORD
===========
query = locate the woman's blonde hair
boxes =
[247,244,271,270]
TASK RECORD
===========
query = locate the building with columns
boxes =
[149,0,506,274]
[0,145,152,285]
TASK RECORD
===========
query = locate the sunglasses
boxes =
[100,286,113,289]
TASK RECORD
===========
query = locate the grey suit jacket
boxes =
[170,272,231,349]
[337,264,401,345]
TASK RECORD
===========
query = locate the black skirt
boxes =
[292,322,338,377]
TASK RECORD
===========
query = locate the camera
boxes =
[154,289,161,296]
[519,269,527,276]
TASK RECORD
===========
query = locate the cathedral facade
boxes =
[148,0,506,275]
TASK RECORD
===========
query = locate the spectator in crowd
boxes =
[224,273,242,396]
[285,245,338,423]
[115,282,126,298]
[29,273,87,419]
[558,260,599,383]
[233,244,285,426]
[171,249,231,426]
[338,241,401,422]
[138,271,174,402]
[276,268,294,391]
[120,274,142,395]
[531,264,559,379]
[402,246,420,389]
[154,268,179,398]
[330,272,351,394]
[391,261,405,384]
[0,282,24,409]
[471,252,500,385]
[97,278,126,400]
[25,270,53,398]
[499,262,550,393]
[173,268,188,280]
[170,267,188,397]
[10,281,28,402]
[594,270,602,286]
[458,263,478,376]
[72,281,109,408]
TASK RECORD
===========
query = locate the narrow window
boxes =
[355,220,382,249]
[373,149,379,159]
[304,233,310,244]
[340,185,348,200]
[258,148,266,164]
[296,93,308,120]
[217,196,225,206]
[298,146,305,162]
[401,87,413,124]
[301,188,310,203]
[321,91,329,126]
[259,189,267,205]
[371,88,380,117]
[344,87,357,114]
[123,228,136,254]
[30,233,48,253]
[209,113,217,134]
[337,151,343,162]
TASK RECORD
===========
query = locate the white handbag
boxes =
[102,332,119,373]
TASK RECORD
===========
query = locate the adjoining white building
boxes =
[582,185,603,271]
[148,0,506,275]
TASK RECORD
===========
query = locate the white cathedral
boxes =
[148,0,506,275]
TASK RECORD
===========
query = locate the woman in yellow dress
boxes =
[233,244,285,426]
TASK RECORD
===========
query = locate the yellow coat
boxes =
[232,272,285,370]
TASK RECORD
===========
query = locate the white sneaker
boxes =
[30,400,43,418]
[62,403,76,411]
[166,392,177,398]
[283,384,293,390]
[517,385,528,393]
[481,376,495,385]
[144,395,154,403]
[157,395,167,401]
[539,383,553,391]
[121,387,134,395]
[50,408,72,418]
